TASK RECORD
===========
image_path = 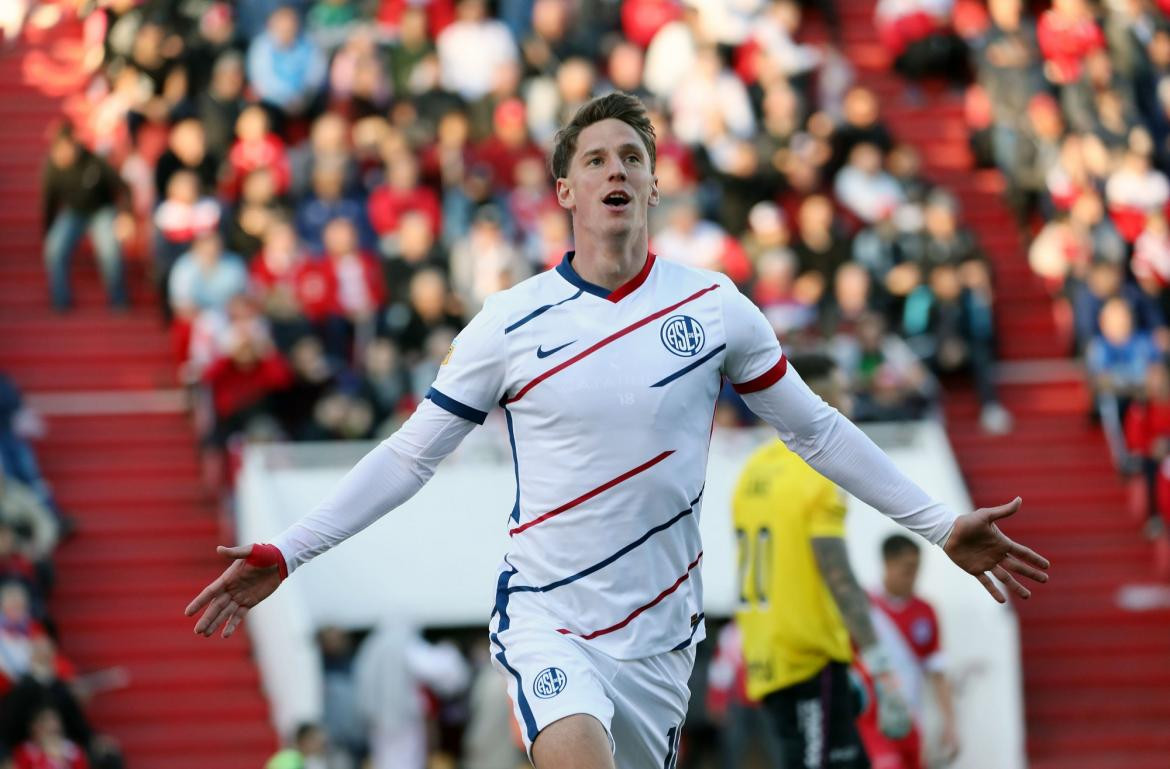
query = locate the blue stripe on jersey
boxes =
[503,403,521,523]
[490,565,538,742]
[426,387,488,424]
[650,344,727,388]
[508,487,705,596]
[504,289,584,334]
[555,254,613,299]
[670,612,705,651]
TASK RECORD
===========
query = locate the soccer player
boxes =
[858,535,959,769]
[186,93,1049,769]
[730,354,913,769]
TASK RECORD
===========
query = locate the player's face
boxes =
[884,551,920,598]
[557,118,658,240]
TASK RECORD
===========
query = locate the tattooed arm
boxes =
[812,535,912,738]
[811,536,877,649]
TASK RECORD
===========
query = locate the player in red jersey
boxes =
[858,535,959,769]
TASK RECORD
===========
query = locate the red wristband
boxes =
[245,543,288,580]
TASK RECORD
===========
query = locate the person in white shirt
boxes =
[436,0,519,102]
[187,93,1050,769]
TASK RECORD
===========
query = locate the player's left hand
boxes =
[943,497,1050,603]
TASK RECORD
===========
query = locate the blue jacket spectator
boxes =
[246,6,327,115]
[168,231,249,318]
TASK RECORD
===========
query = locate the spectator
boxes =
[250,218,310,348]
[792,195,851,290]
[290,112,356,202]
[380,210,449,303]
[368,151,442,253]
[297,162,372,254]
[354,619,470,769]
[202,313,293,448]
[449,207,528,316]
[1071,260,1166,352]
[153,170,222,309]
[224,105,291,202]
[11,708,88,769]
[155,118,219,201]
[0,584,44,688]
[436,0,519,103]
[830,86,894,174]
[321,217,385,327]
[751,248,818,339]
[0,376,62,528]
[474,99,546,197]
[834,142,906,226]
[1104,137,1170,244]
[1036,0,1105,88]
[875,0,969,85]
[652,200,752,284]
[265,722,329,769]
[246,6,327,120]
[903,262,1012,434]
[226,167,286,261]
[384,268,465,362]
[167,230,248,321]
[40,125,130,311]
[359,338,413,434]
[328,28,391,119]
[387,8,435,97]
[1125,361,1170,538]
[1088,297,1161,470]
[196,51,247,161]
[973,0,1045,176]
[831,312,934,422]
[0,520,41,612]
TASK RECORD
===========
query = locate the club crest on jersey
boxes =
[660,315,705,357]
[533,667,568,699]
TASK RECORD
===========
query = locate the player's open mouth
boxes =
[602,191,631,210]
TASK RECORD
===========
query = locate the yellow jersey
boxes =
[731,440,853,699]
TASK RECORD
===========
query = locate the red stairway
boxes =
[832,3,1170,767]
[0,22,276,769]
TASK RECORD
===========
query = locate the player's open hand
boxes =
[943,497,1050,603]
[184,544,285,638]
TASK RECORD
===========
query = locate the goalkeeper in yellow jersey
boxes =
[731,354,911,769]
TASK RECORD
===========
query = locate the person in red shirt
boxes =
[1126,360,1170,538]
[1036,0,1105,87]
[13,708,89,769]
[367,150,442,247]
[202,315,294,448]
[858,535,959,769]
[473,98,546,196]
[224,104,291,201]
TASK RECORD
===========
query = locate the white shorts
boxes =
[489,624,696,768]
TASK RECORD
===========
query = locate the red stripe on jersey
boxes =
[505,283,720,404]
[509,450,675,536]
[558,551,703,640]
[732,354,788,394]
[606,252,656,303]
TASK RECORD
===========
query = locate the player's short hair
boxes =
[551,92,656,180]
[882,534,920,561]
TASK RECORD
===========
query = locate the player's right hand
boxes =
[184,544,285,638]
[872,672,913,740]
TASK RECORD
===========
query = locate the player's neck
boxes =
[571,229,649,291]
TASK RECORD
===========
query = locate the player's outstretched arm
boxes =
[185,544,285,638]
[942,497,1050,603]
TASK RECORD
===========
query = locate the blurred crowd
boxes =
[36,0,1024,498]
[0,372,124,769]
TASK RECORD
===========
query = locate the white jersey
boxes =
[428,253,788,660]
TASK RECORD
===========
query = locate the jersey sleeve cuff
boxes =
[732,354,788,394]
[425,387,489,425]
[246,543,289,580]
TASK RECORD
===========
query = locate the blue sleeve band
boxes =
[426,387,489,425]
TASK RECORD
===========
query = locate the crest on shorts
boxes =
[533,666,568,699]
[660,315,705,357]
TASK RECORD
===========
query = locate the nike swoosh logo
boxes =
[536,341,576,359]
